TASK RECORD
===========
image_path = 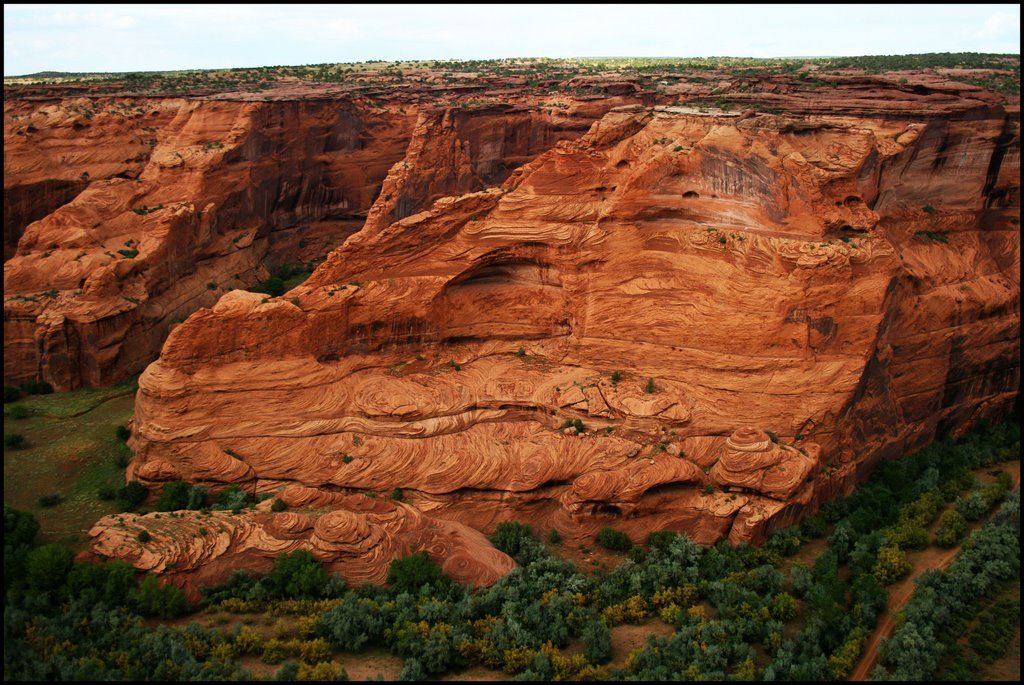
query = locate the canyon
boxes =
[4,59,1019,596]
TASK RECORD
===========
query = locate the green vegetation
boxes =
[2,368,1017,681]
[5,433,26,449]
[6,403,31,419]
[154,480,208,511]
[916,230,950,243]
[3,378,140,549]
[872,490,1020,680]
[595,527,634,553]
[8,53,1015,107]
[610,370,623,385]
[251,263,315,298]
[36,493,63,508]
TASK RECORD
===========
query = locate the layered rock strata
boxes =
[111,101,1018,581]
[4,93,636,390]
[87,484,515,602]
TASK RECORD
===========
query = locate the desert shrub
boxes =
[297,637,332,664]
[5,433,27,449]
[596,527,633,553]
[317,594,385,650]
[134,574,189,617]
[273,660,300,681]
[391,488,404,501]
[387,551,447,594]
[789,563,814,598]
[215,485,251,510]
[957,491,989,521]
[254,276,286,297]
[5,504,40,549]
[155,480,194,511]
[548,528,562,544]
[117,480,149,511]
[298,661,345,680]
[116,424,131,441]
[491,521,548,565]
[37,493,63,508]
[262,638,290,665]
[269,550,331,599]
[968,598,1020,662]
[6,403,30,419]
[272,498,288,512]
[646,530,678,552]
[111,441,133,468]
[20,380,53,395]
[137,530,151,543]
[186,485,208,510]
[4,385,21,403]
[770,592,799,622]
[873,546,911,586]
[582,619,612,664]
[934,509,967,548]
[25,543,74,593]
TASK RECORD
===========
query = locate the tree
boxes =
[134,574,189,617]
[491,521,548,565]
[4,504,39,548]
[582,619,612,664]
[155,480,193,511]
[387,551,446,594]
[934,509,967,548]
[25,543,75,593]
[117,480,149,511]
[268,550,330,599]
[873,546,911,586]
[596,527,633,553]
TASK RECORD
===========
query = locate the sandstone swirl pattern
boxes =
[96,102,1018,589]
[88,484,514,601]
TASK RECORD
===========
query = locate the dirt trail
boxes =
[849,462,1020,681]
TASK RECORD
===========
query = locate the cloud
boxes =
[4,4,1022,76]
[109,16,137,30]
[974,10,1020,39]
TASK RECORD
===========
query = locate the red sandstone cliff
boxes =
[98,96,1018,595]
[5,65,1018,593]
[4,90,637,390]
[4,98,417,389]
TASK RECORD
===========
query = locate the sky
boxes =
[3,3,1021,76]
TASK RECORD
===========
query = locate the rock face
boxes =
[4,97,418,389]
[4,91,637,390]
[8,64,1011,590]
[115,98,1019,581]
[87,484,515,602]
